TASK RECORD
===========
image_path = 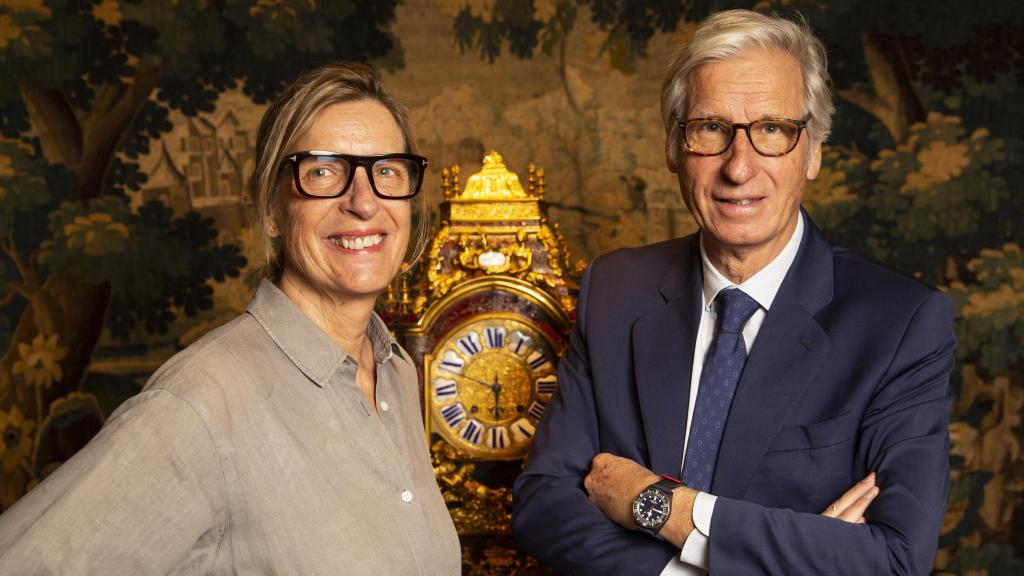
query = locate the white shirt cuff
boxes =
[679,492,716,570]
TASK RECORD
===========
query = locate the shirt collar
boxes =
[700,211,804,312]
[246,280,406,387]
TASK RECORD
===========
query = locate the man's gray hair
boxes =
[661,9,833,166]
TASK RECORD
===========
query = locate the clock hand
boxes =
[451,372,495,390]
[491,374,502,420]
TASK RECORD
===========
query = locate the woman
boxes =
[0,63,461,575]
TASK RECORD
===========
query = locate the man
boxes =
[512,9,954,576]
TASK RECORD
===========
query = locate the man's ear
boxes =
[667,149,680,174]
[806,140,822,180]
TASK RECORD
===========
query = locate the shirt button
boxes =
[401,490,413,503]
[379,400,390,412]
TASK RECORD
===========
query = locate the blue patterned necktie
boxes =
[682,287,761,492]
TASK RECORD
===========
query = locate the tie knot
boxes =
[714,288,760,334]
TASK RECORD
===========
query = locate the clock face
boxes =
[426,315,559,460]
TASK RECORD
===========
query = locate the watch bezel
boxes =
[632,476,682,537]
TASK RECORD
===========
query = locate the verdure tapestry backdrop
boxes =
[0,1,1021,574]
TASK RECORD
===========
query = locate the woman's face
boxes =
[271,99,411,305]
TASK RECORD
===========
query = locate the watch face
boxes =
[632,488,671,529]
[426,315,559,460]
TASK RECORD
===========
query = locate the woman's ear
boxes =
[265,212,280,238]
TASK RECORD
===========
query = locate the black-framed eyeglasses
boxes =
[283,152,428,200]
[679,116,810,157]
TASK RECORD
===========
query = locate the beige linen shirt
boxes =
[0,280,461,575]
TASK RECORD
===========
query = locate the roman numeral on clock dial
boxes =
[527,350,551,372]
[461,419,483,444]
[441,403,467,428]
[457,333,482,356]
[527,400,546,421]
[535,375,557,396]
[512,418,536,442]
[439,350,464,374]
[433,378,457,400]
[484,326,506,349]
[486,426,509,449]
[509,330,533,355]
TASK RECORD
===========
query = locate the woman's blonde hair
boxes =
[248,62,428,280]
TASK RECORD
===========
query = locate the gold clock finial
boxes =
[483,150,503,166]
[459,150,528,200]
[384,282,397,312]
[399,274,412,315]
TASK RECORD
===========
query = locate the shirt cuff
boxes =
[678,492,717,570]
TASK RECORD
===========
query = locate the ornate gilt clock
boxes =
[382,151,580,572]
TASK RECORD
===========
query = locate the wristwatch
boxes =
[632,474,682,538]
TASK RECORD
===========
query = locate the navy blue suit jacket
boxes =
[512,214,955,575]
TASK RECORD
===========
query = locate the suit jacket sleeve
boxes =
[512,264,679,576]
[709,289,955,576]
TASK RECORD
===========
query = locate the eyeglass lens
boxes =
[296,155,421,198]
[686,119,802,156]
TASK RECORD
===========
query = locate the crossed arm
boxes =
[584,455,878,549]
[513,279,954,575]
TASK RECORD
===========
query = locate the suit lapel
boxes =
[710,285,830,497]
[633,240,703,476]
[711,214,835,498]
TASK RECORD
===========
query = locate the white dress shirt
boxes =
[662,212,805,575]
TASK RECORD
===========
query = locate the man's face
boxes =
[670,48,821,262]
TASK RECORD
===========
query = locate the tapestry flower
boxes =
[0,0,52,50]
[908,140,970,189]
[63,212,130,256]
[92,0,122,26]
[12,333,68,389]
[0,405,35,473]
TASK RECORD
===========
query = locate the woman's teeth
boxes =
[333,234,384,250]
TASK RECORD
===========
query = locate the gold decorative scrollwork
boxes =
[461,537,553,576]
[456,231,532,276]
[412,152,583,312]
[431,440,512,535]
[426,226,468,302]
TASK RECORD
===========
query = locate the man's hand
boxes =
[584,453,658,529]
[821,472,878,523]
[584,453,698,548]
